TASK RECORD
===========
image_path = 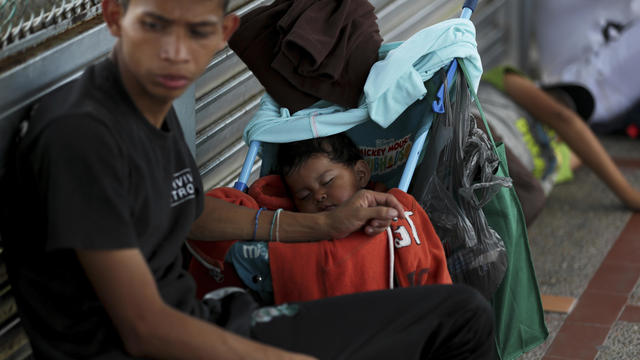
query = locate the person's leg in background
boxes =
[504,72,640,211]
[251,284,495,360]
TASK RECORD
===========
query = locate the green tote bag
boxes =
[461,60,549,359]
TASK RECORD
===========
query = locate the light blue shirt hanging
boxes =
[365,18,482,127]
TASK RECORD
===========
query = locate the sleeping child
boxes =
[189,133,451,305]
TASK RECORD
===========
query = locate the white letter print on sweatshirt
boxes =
[392,211,421,248]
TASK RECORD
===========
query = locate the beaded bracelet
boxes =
[252,208,265,241]
[269,208,284,242]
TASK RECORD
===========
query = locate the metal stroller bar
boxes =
[397,0,477,191]
[234,140,260,192]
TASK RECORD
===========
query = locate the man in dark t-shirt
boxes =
[1,0,495,359]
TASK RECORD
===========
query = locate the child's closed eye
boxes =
[321,177,335,186]
[296,191,311,201]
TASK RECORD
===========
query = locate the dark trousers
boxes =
[251,284,495,360]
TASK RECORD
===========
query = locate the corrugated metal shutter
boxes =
[196,0,521,191]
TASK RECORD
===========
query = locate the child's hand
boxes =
[324,189,404,239]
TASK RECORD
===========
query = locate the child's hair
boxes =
[276,133,363,176]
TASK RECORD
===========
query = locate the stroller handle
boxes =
[463,0,478,12]
[431,1,476,114]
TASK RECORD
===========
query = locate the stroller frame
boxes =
[233,0,479,193]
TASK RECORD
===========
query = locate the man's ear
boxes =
[354,160,371,188]
[102,0,124,37]
[222,13,240,42]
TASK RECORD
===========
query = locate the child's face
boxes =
[284,154,370,213]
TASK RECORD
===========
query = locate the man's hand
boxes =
[324,189,405,239]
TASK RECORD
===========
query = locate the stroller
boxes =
[188,1,547,359]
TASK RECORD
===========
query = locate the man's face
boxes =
[284,155,369,213]
[106,0,237,102]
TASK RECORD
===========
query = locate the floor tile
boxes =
[566,291,627,326]
[586,261,640,295]
[619,305,640,323]
[546,322,610,359]
[604,214,640,265]
[542,294,578,313]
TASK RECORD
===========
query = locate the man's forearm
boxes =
[189,197,329,242]
[77,248,314,360]
[190,190,402,242]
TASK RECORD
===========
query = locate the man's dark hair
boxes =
[118,0,230,13]
[276,133,363,176]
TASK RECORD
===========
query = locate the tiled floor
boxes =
[619,306,640,323]
[523,140,640,360]
[544,213,640,359]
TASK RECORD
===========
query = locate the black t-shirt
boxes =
[3,58,204,359]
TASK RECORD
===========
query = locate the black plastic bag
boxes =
[411,69,510,299]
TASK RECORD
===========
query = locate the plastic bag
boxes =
[412,69,510,299]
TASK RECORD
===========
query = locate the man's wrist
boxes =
[315,211,332,239]
[298,211,330,241]
[272,211,324,242]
